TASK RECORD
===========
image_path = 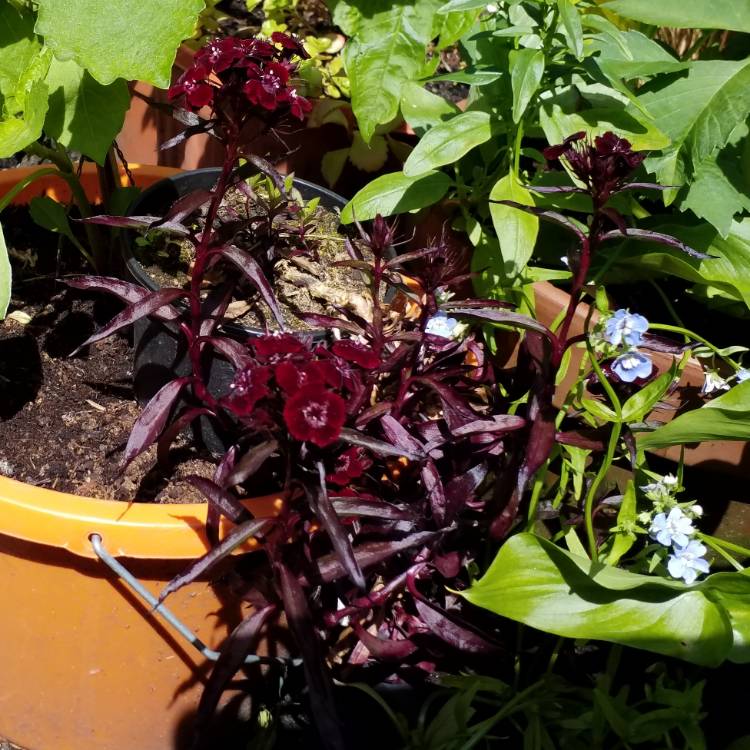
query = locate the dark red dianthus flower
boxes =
[283,385,346,447]
[168,64,213,110]
[225,364,272,415]
[326,447,373,485]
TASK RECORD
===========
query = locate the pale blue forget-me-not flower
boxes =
[667,540,710,584]
[649,507,694,548]
[425,311,461,339]
[612,350,653,383]
[736,368,750,383]
[604,309,649,348]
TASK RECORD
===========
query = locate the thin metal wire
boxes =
[89,533,298,666]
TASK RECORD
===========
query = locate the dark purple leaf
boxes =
[314,530,443,583]
[444,463,488,520]
[433,551,461,578]
[121,377,190,469]
[600,207,628,235]
[241,155,288,196]
[226,440,279,486]
[311,463,366,590]
[385,246,442,268]
[219,245,285,329]
[159,121,212,151]
[555,430,605,451]
[528,184,587,194]
[421,459,447,526]
[616,182,672,192]
[214,446,237,489]
[339,426,424,461]
[353,623,417,661]
[353,402,394,429]
[640,333,694,354]
[379,415,426,459]
[491,200,587,243]
[64,276,179,320]
[440,304,554,339]
[159,189,212,224]
[199,282,234,337]
[414,599,501,655]
[198,335,249,369]
[159,516,273,603]
[599,228,711,259]
[330,497,414,521]
[72,288,189,354]
[452,416,525,437]
[275,561,345,750]
[157,407,213,467]
[185,476,252,525]
[437,298,511,310]
[195,605,276,732]
[296,312,364,335]
[82,214,191,236]
[411,376,477,432]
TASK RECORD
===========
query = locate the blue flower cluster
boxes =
[602,309,653,383]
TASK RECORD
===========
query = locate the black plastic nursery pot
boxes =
[122,167,348,450]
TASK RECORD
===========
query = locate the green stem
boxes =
[650,322,739,370]
[0,167,60,214]
[648,279,685,328]
[698,532,750,560]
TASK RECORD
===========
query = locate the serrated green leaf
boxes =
[640,60,750,205]
[403,110,493,176]
[462,532,745,667]
[489,172,539,279]
[638,380,750,449]
[35,0,205,88]
[400,81,458,132]
[557,0,583,60]
[0,76,49,158]
[0,220,10,320]
[599,0,750,33]
[43,58,130,165]
[509,48,544,123]
[0,1,40,100]
[341,170,451,223]
[342,0,445,143]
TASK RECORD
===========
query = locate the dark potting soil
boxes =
[0,206,217,503]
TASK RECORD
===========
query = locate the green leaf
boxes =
[43,58,130,165]
[461,532,746,667]
[488,172,539,279]
[341,170,451,223]
[639,380,750,449]
[321,147,350,187]
[399,81,459,132]
[640,60,750,204]
[509,48,544,123]
[342,0,445,143]
[403,110,493,177]
[540,98,669,153]
[604,480,637,566]
[557,0,583,60]
[0,1,41,100]
[34,0,205,88]
[436,9,479,49]
[0,76,49,158]
[423,69,502,86]
[0,220,10,320]
[589,29,688,79]
[28,195,76,242]
[581,397,618,422]
[599,0,750,33]
[438,0,488,11]
[621,368,675,423]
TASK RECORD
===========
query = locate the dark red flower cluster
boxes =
[168,33,312,119]
[224,333,380,449]
[543,131,645,204]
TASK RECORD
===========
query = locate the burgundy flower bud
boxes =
[283,385,346,447]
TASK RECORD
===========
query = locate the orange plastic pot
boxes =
[0,475,281,750]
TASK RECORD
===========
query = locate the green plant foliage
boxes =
[0,1,41,99]
[639,60,750,206]
[638,380,750,449]
[589,29,688,80]
[43,58,130,165]
[488,171,538,280]
[0,220,10,320]
[462,532,750,667]
[341,170,452,223]
[337,0,444,143]
[0,75,49,158]
[35,0,205,88]
[403,111,493,176]
[600,0,750,34]
[509,48,544,123]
